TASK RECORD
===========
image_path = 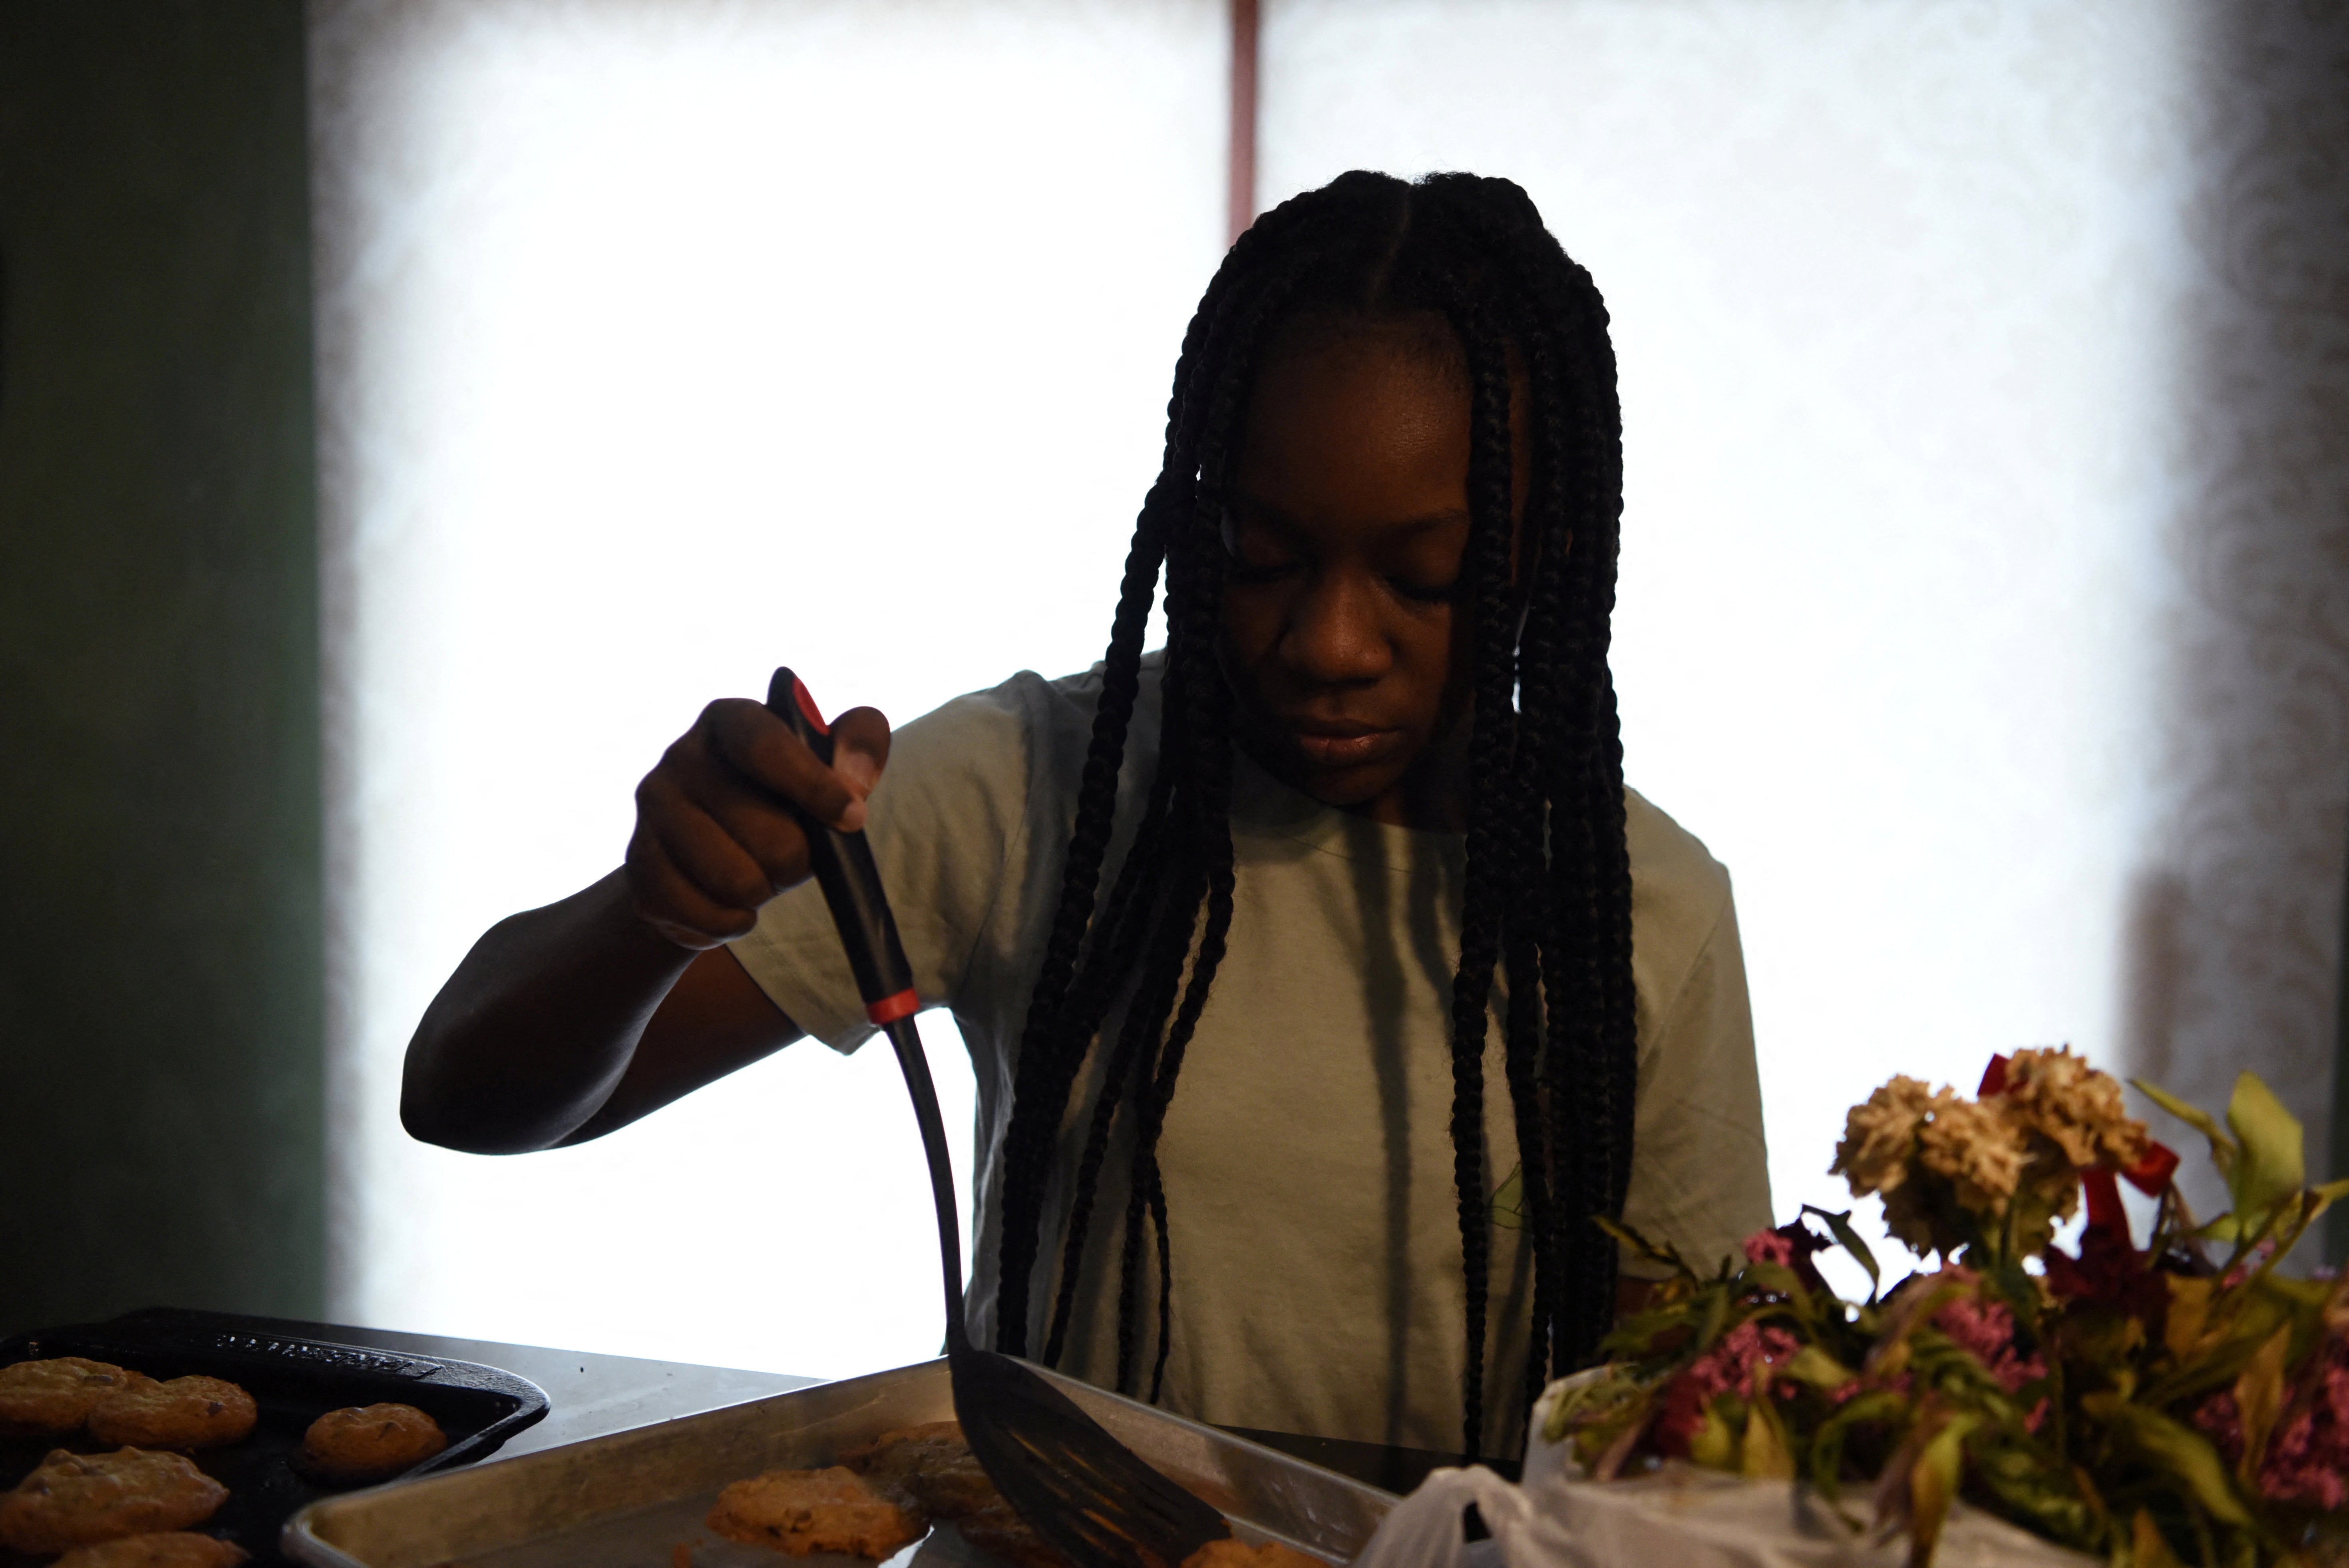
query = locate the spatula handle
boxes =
[762,668,916,1024]
[764,669,970,1352]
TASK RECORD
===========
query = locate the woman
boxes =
[400,170,1770,1461]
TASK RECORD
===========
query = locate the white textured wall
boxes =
[309,0,1226,1374]
[1259,0,2349,1269]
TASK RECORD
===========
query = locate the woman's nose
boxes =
[1279,569,1391,685]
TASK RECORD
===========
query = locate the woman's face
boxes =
[1218,319,1529,830]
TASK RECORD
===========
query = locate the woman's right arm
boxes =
[398,693,891,1155]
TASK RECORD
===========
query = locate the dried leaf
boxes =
[2224,1072,2303,1227]
[2079,1394,2252,1527]
[1590,1399,1658,1481]
[1593,1213,1695,1279]
[1810,1388,1909,1503]
[2134,1078,2237,1178]
[1689,1402,1736,1470]
[1742,1394,1796,1480]
[1907,1413,1977,1568]
[1865,1275,1971,1380]
[2233,1324,2291,1485]
[2165,1275,2214,1359]
[1737,1257,1800,1293]
[1782,1343,1859,1391]
[2131,1509,2185,1568]
[1488,1164,1524,1230]
[1804,1203,1882,1296]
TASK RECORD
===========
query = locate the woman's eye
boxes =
[1389,575,1461,605]
[1221,528,1298,580]
[1227,555,1297,583]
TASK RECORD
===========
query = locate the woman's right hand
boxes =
[623,695,891,949]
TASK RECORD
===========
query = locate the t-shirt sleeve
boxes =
[1617,796,1774,1279]
[726,676,1038,1053]
[1619,896,1773,1275]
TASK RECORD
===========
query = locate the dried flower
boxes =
[1933,1295,2046,1396]
[2195,1336,2349,1510]
[2041,1227,2169,1333]
[2259,1341,2349,1510]
[1833,1076,1950,1198]
[1834,1054,2150,1265]
[1999,1047,2151,1170]
[1653,1320,1801,1457]
[1917,1097,2030,1209]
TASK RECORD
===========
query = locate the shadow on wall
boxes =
[2116,1,2349,1260]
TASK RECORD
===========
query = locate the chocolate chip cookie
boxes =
[88,1377,257,1450]
[0,1447,229,1554]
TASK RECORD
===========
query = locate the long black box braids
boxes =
[991,171,1638,1460]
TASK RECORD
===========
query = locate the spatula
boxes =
[764,668,1231,1568]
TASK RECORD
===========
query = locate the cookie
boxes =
[705,1465,924,1559]
[299,1403,448,1482]
[839,1419,1072,1566]
[0,1358,156,1436]
[0,1448,229,1554]
[840,1420,996,1517]
[1181,1538,1324,1568]
[52,1532,251,1568]
[88,1377,257,1450]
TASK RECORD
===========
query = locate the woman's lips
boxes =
[1287,721,1404,770]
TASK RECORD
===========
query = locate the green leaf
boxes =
[2078,1395,2252,1527]
[1963,1441,2101,1552]
[1742,1394,1796,1479]
[1781,1343,1859,1391]
[2225,1073,2305,1226]
[1593,1213,1695,1278]
[2298,1177,2349,1234]
[2134,1078,2237,1177]
[1808,1388,1909,1503]
[1488,1164,1524,1230]
[2132,1510,2186,1568]
[2194,1212,2246,1244]
[1907,1414,1978,1568]
[1804,1204,1881,1295]
[1740,1261,1810,1302]
[2233,1325,2291,1486]
[1692,1282,1731,1353]
[1689,1402,1736,1470]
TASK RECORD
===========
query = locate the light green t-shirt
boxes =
[731,658,1770,1456]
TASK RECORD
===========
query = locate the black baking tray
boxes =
[2,1307,548,1566]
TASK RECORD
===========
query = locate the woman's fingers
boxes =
[828,705,892,799]
[623,820,759,949]
[702,698,868,828]
[624,689,895,947]
[651,796,782,913]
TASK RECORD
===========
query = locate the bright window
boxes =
[312,0,1225,1375]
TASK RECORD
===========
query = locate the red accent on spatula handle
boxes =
[765,668,917,1022]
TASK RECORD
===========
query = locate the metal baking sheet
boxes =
[2,1308,548,1568]
[284,1358,1395,1568]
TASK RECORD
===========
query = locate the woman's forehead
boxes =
[1261,308,1469,386]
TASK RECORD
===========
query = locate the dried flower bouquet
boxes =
[1546,1050,2349,1567]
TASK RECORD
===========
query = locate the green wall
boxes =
[0,0,323,1330]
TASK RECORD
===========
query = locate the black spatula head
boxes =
[953,1349,1230,1568]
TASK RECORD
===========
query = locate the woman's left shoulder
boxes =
[1622,786,1734,931]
